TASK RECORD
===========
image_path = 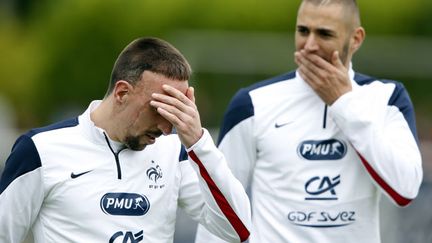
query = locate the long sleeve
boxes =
[329,80,423,206]
[0,135,45,243]
[178,129,251,242]
[195,88,256,243]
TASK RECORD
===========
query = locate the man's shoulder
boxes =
[12,117,82,159]
[218,71,296,141]
[244,71,297,93]
[229,71,296,106]
[354,72,403,87]
[354,72,409,102]
[25,117,80,138]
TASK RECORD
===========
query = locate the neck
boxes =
[90,96,120,141]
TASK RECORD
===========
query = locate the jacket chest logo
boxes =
[146,160,163,183]
[297,139,347,160]
[100,193,150,216]
[146,160,165,189]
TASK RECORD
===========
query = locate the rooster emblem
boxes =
[146,161,163,183]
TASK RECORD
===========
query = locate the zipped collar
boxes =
[78,100,123,150]
[295,63,356,129]
[78,100,127,179]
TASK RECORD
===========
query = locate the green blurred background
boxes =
[0,0,431,137]
[1,1,432,242]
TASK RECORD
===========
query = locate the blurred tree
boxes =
[0,0,430,132]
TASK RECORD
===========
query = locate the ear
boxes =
[113,80,133,103]
[351,26,366,54]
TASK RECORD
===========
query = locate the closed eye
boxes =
[317,28,336,39]
[297,26,310,36]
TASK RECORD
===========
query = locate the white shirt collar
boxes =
[78,100,124,151]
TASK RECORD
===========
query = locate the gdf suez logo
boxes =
[109,230,143,243]
[100,193,150,216]
[298,139,347,160]
[287,210,356,228]
[304,175,340,200]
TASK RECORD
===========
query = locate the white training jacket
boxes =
[195,67,422,243]
[0,101,251,243]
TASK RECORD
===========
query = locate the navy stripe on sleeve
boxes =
[0,135,41,194]
[217,71,296,145]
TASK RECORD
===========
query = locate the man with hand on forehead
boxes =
[195,0,422,242]
[0,37,251,243]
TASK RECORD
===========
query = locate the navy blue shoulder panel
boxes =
[179,145,188,162]
[354,72,418,142]
[246,71,296,92]
[387,82,418,142]
[353,72,376,85]
[0,117,79,194]
[26,117,79,137]
[217,71,296,145]
[0,135,41,194]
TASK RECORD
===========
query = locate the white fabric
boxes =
[0,101,251,243]
[195,68,422,243]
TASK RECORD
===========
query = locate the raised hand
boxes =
[150,84,203,148]
[294,50,352,105]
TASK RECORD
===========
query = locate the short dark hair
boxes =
[303,0,358,7]
[106,37,192,96]
[301,0,361,27]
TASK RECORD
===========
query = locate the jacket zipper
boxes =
[103,133,126,180]
[323,104,328,129]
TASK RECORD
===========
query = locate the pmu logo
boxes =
[305,175,340,200]
[100,193,150,216]
[109,230,143,243]
[298,139,347,160]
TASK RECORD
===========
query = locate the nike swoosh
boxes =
[275,121,292,128]
[70,170,92,179]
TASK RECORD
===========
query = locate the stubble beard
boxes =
[124,135,146,151]
[340,40,350,66]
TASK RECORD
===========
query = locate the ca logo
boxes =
[304,175,341,200]
[109,230,143,243]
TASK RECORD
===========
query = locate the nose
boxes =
[304,34,318,52]
[158,119,173,135]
